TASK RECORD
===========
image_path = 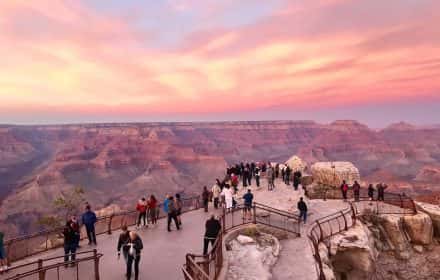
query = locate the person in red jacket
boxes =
[340,180,349,201]
[147,195,158,225]
[136,198,148,228]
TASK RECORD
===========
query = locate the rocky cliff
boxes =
[1,120,440,235]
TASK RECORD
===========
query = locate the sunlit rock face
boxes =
[285,155,308,173]
[2,120,440,235]
[311,161,360,186]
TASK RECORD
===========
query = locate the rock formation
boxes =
[311,162,361,187]
[285,155,307,173]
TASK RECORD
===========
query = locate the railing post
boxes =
[399,194,403,208]
[6,241,12,266]
[93,249,100,280]
[107,215,113,235]
[38,259,45,280]
[340,210,348,230]
[222,207,226,233]
[252,204,257,224]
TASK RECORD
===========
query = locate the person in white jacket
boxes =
[221,186,233,211]
[212,182,222,209]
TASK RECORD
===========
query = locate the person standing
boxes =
[221,186,233,212]
[167,196,180,232]
[297,197,308,224]
[340,180,349,201]
[285,166,292,185]
[377,183,387,201]
[242,189,254,220]
[126,231,143,280]
[136,198,148,229]
[368,184,375,201]
[63,216,80,266]
[353,181,361,202]
[231,174,239,193]
[82,205,97,245]
[242,167,249,187]
[117,225,130,265]
[203,215,222,255]
[212,182,221,209]
[0,231,9,272]
[267,166,273,191]
[202,186,210,213]
[148,195,158,225]
[255,167,261,187]
[175,193,183,226]
[293,171,301,190]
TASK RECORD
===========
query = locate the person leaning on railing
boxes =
[0,230,9,272]
[63,216,80,267]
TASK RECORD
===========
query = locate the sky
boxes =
[0,0,439,127]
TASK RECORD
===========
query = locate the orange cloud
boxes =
[0,0,439,123]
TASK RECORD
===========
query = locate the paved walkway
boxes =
[2,208,222,280]
[3,177,349,280]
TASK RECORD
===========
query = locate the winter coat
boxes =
[117,231,130,253]
[205,218,221,238]
[136,200,148,213]
[298,201,308,212]
[82,210,97,227]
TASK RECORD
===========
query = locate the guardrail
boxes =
[307,190,417,280]
[182,202,300,280]
[3,249,103,280]
[4,196,201,265]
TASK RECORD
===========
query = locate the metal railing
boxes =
[182,202,300,280]
[3,196,201,264]
[3,249,103,280]
[308,205,356,280]
[307,190,417,280]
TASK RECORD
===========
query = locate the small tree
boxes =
[38,186,86,230]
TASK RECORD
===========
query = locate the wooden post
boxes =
[222,207,226,233]
[107,215,113,235]
[341,210,348,231]
[93,249,100,280]
[252,204,257,224]
[38,259,45,280]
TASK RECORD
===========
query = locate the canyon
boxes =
[1,120,440,236]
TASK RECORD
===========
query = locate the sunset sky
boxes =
[0,0,439,126]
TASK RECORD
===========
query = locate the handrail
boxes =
[4,195,201,264]
[307,190,417,280]
[4,249,103,280]
[182,202,301,280]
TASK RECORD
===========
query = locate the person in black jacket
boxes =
[126,231,143,280]
[63,216,80,265]
[117,225,130,264]
[297,197,308,224]
[203,215,221,255]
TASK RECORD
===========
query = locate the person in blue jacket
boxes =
[163,194,170,214]
[82,205,97,245]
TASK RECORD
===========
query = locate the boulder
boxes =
[377,214,411,259]
[403,212,433,245]
[237,235,255,245]
[311,162,360,187]
[415,202,440,238]
[329,223,377,279]
[285,156,307,173]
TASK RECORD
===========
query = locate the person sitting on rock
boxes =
[297,197,308,224]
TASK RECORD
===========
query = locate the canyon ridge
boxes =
[1,120,440,236]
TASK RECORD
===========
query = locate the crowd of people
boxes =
[340,180,389,202]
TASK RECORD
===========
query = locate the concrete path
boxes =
[234,178,347,280]
[2,207,222,280]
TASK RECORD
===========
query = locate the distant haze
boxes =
[0,1,439,125]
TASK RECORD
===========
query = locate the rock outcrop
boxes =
[415,202,440,237]
[311,162,360,187]
[376,215,412,259]
[285,156,307,173]
[402,212,433,245]
[328,223,378,279]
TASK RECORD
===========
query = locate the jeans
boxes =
[86,225,97,244]
[137,212,147,227]
[64,243,77,262]
[256,176,260,187]
[213,197,219,209]
[203,199,209,212]
[203,237,216,255]
[127,255,140,280]
[300,210,307,223]
[167,212,180,231]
